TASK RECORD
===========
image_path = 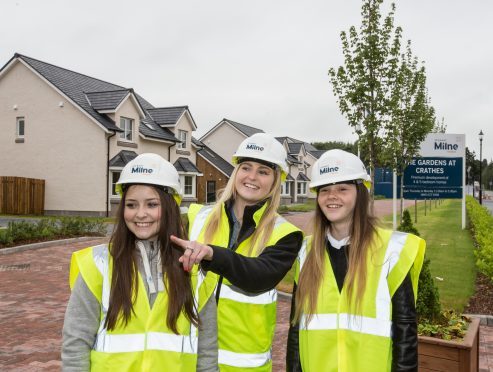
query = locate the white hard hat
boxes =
[309,149,370,191]
[232,133,289,180]
[116,153,183,205]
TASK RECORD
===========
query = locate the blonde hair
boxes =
[203,164,282,255]
[293,184,379,324]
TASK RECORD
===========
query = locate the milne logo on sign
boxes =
[319,165,339,175]
[419,133,465,158]
[246,143,264,151]
[434,141,459,151]
[131,166,154,174]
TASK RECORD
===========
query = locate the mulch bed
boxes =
[464,273,493,315]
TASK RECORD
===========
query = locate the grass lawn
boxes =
[278,199,477,312]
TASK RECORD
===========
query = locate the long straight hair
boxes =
[293,183,379,323]
[203,164,282,255]
[105,186,198,334]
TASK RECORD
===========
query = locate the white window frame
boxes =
[110,170,122,197]
[16,117,25,137]
[178,130,188,149]
[281,181,292,196]
[180,174,196,197]
[119,117,134,141]
[297,181,307,196]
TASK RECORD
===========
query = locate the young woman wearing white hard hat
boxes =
[286,149,425,372]
[62,153,217,371]
[171,133,303,371]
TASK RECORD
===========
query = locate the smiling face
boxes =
[317,183,357,234]
[123,185,162,241]
[234,160,276,207]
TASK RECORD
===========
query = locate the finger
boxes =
[170,235,189,250]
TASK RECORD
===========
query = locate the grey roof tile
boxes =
[86,89,129,111]
[173,157,201,173]
[147,106,187,126]
[109,150,138,167]
[197,145,234,177]
[309,150,325,159]
[297,173,310,181]
[223,119,264,137]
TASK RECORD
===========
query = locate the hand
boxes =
[170,235,213,272]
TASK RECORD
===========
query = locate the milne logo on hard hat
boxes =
[319,165,340,175]
[245,143,264,151]
[131,165,154,174]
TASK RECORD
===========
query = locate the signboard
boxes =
[403,134,465,200]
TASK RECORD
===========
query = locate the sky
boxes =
[2,0,493,162]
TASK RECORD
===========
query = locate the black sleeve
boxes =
[286,283,303,372]
[200,231,303,293]
[391,274,418,372]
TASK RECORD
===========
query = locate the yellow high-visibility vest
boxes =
[69,243,216,371]
[295,229,425,372]
[188,203,301,372]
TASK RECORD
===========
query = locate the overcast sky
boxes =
[2,0,493,161]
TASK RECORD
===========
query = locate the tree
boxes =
[311,141,358,155]
[384,40,436,220]
[329,0,403,204]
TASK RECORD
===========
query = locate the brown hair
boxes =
[105,186,198,334]
[293,183,379,323]
[203,164,282,255]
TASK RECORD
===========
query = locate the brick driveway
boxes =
[0,238,108,371]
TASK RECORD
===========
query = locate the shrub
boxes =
[397,209,441,323]
[397,210,420,236]
[416,258,442,322]
[466,195,493,281]
[0,216,106,247]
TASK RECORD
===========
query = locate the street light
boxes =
[479,130,484,205]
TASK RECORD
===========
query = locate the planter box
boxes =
[418,317,480,372]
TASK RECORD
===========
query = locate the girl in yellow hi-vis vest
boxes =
[62,153,217,371]
[171,133,303,371]
[287,149,425,372]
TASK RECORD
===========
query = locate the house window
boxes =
[16,117,25,137]
[110,171,121,196]
[180,175,195,197]
[281,181,291,196]
[178,130,187,149]
[206,181,216,203]
[297,182,307,195]
[119,117,133,141]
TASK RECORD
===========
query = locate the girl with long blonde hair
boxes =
[171,133,303,371]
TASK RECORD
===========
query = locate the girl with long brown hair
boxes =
[287,149,425,372]
[62,153,217,371]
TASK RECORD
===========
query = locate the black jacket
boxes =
[200,200,303,293]
[286,241,418,372]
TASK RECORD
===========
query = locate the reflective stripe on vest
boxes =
[299,231,408,337]
[300,313,392,338]
[218,349,272,368]
[220,285,277,305]
[90,245,198,354]
[189,205,214,241]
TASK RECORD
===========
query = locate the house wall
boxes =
[0,61,109,215]
[169,112,197,163]
[109,98,170,160]
[200,122,246,163]
[196,155,230,204]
